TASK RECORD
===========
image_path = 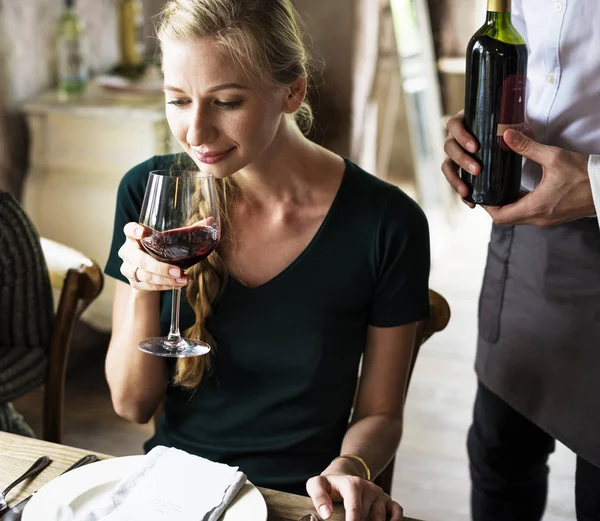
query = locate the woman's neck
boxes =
[234,117,330,205]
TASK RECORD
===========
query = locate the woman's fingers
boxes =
[119,241,186,281]
[119,222,189,290]
[120,263,187,290]
[307,474,403,521]
[123,222,147,241]
[386,499,404,521]
[368,493,389,521]
[306,476,334,520]
[337,477,364,521]
[192,216,216,227]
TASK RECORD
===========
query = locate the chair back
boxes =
[373,289,450,495]
[41,238,104,443]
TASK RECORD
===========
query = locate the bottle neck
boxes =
[486,0,511,23]
[485,11,512,25]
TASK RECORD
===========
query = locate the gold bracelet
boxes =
[332,454,371,481]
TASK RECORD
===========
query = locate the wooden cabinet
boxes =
[22,85,180,331]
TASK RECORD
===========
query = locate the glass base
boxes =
[138,336,211,358]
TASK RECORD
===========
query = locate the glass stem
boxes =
[167,286,182,344]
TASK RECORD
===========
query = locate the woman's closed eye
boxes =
[167,99,190,107]
[166,99,243,110]
[214,99,243,110]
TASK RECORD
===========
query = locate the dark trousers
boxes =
[467,382,600,521]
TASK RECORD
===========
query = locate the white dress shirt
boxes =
[512,0,600,218]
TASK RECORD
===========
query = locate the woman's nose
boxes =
[187,106,217,146]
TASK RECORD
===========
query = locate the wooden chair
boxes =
[40,238,104,443]
[372,289,451,495]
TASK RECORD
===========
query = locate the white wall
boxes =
[0,0,119,195]
[0,0,118,106]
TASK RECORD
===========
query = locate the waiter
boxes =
[441,0,600,519]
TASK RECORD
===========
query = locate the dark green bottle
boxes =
[461,0,528,206]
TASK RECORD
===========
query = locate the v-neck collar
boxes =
[228,157,351,292]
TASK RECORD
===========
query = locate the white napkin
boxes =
[73,446,247,521]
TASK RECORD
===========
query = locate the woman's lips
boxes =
[194,147,234,165]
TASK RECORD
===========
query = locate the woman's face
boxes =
[161,36,290,178]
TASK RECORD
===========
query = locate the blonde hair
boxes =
[156,0,315,387]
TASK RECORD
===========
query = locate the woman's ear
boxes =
[283,76,307,114]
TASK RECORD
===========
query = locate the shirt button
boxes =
[547,73,556,85]
[554,1,563,11]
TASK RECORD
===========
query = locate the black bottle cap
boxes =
[65,0,75,8]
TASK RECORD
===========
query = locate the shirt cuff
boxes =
[589,155,600,224]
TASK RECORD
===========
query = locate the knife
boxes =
[2,454,99,521]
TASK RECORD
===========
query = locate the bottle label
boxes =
[497,74,526,150]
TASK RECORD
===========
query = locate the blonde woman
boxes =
[105,1,430,519]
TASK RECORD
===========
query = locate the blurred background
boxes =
[0,1,575,519]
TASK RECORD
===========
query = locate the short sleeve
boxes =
[589,155,600,225]
[104,157,157,283]
[368,187,431,327]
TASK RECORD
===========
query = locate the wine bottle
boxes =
[57,0,88,97]
[460,0,528,206]
[118,0,146,78]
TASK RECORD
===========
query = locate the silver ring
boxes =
[133,267,141,284]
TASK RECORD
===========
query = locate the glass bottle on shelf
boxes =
[57,0,88,98]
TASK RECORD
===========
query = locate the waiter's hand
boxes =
[441,111,534,209]
[483,130,595,226]
[442,110,479,209]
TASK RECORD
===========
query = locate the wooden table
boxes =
[0,433,422,521]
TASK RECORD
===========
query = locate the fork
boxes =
[1,454,99,521]
[0,456,52,516]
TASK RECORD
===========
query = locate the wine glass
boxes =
[137,170,219,357]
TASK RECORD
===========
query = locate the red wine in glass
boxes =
[141,223,218,269]
[137,170,219,358]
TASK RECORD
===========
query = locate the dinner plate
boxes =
[23,455,267,521]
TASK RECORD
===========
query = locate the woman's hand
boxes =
[118,222,189,291]
[306,460,403,521]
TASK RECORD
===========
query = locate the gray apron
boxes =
[476,217,600,467]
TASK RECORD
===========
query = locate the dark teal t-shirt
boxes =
[105,154,430,495]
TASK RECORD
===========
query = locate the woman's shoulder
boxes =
[342,158,428,229]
